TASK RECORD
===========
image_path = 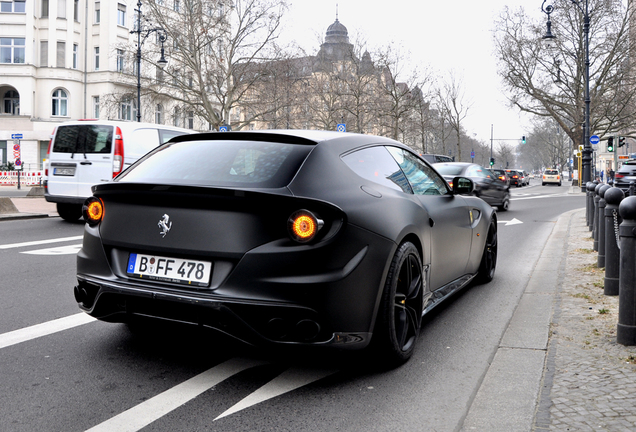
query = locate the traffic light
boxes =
[489,157,495,166]
[607,136,614,152]
[522,135,526,144]
[619,136,626,147]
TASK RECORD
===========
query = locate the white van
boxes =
[44,120,195,221]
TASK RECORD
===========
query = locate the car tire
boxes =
[499,195,510,212]
[542,182,545,186]
[476,220,497,284]
[57,203,82,222]
[372,241,423,367]
[558,182,562,186]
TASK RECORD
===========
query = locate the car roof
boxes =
[169,129,408,154]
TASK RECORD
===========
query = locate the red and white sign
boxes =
[12,141,22,170]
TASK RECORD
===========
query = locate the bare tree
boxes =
[134,0,289,130]
[494,0,636,150]
[435,72,472,161]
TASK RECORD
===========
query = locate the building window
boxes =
[72,43,78,68]
[117,3,126,26]
[94,46,99,70]
[73,0,78,20]
[156,0,163,5]
[0,38,25,64]
[40,41,48,67]
[156,65,164,82]
[94,1,99,23]
[173,0,179,12]
[52,89,68,116]
[155,104,163,124]
[57,0,66,18]
[93,96,99,118]
[173,107,180,127]
[186,111,194,129]
[1,1,26,12]
[3,90,20,115]
[56,41,65,68]
[41,0,48,17]
[116,49,124,72]
[120,98,132,121]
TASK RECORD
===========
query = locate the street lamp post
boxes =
[131,0,168,122]
[541,0,591,191]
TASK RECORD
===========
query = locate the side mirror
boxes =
[452,176,474,195]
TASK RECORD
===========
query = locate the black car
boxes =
[492,169,511,188]
[76,130,497,366]
[614,160,636,193]
[504,169,523,187]
[434,162,510,211]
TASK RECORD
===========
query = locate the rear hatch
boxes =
[48,124,114,198]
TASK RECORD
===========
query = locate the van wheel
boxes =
[57,203,82,222]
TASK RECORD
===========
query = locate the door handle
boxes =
[80,161,93,165]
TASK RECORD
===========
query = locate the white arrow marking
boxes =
[497,218,523,226]
[20,244,82,255]
[85,358,267,432]
[215,366,338,420]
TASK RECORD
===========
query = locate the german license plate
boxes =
[127,253,212,287]
[53,167,75,176]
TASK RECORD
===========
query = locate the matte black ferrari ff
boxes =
[75,130,497,366]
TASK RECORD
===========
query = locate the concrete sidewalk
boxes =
[0,186,58,220]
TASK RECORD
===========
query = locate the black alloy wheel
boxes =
[476,220,498,283]
[373,242,424,367]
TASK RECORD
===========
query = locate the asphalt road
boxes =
[0,181,585,432]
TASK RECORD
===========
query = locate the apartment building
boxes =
[0,0,168,170]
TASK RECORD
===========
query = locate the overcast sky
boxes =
[280,0,534,144]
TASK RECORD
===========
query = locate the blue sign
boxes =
[336,123,346,132]
[219,125,230,132]
[590,135,600,144]
[11,133,23,139]
[470,151,475,158]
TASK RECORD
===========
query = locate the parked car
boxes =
[44,120,195,221]
[613,161,636,193]
[433,162,510,211]
[542,169,562,186]
[420,154,454,163]
[75,130,498,367]
[505,169,523,187]
[492,169,510,188]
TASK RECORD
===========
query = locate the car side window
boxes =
[341,146,413,193]
[386,147,449,195]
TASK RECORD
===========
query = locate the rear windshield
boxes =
[53,125,113,154]
[117,139,313,188]
[434,164,464,176]
[545,170,559,175]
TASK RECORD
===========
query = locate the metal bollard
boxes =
[630,181,635,197]
[593,183,602,250]
[587,182,596,230]
[597,185,611,267]
[604,187,624,295]
[617,195,636,345]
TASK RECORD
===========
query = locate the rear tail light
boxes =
[557,175,560,179]
[83,197,104,225]
[288,210,324,243]
[113,126,124,178]
[615,173,624,179]
[45,128,55,177]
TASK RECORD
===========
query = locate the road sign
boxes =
[590,135,600,144]
[11,133,23,140]
[336,123,346,132]
[471,151,475,158]
[219,125,230,132]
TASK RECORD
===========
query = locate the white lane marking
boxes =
[0,313,96,350]
[21,244,82,255]
[511,193,573,201]
[215,367,338,421]
[85,358,267,432]
[497,218,523,226]
[0,235,83,250]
